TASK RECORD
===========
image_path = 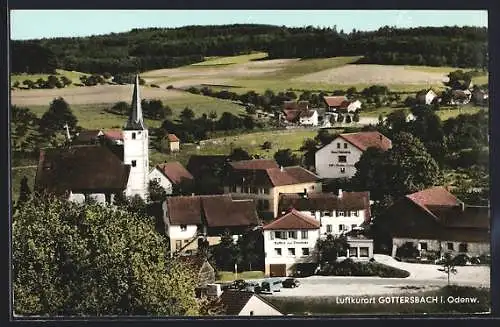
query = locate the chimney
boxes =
[338,189,343,198]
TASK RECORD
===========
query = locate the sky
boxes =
[10,10,488,40]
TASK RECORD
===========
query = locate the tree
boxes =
[12,195,199,316]
[300,138,318,169]
[208,111,218,121]
[385,109,408,134]
[229,147,251,161]
[353,111,360,123]
[213,230,241,271]
[345,114,352,124]
[39,97,78,138]
[18,176,31,204]
[261,141,272,150]
[111,101,130,115]
[351,147,392,201]
[11,105,40,152]
[180,107,195,121]
[242,115,255,130]
[438,252,458,286]
[274,149,300,167]
[237,230,264,271]
[346,87,357,97]
[316,234,348,265]
[148,180,168,203]
[314,130,335,147]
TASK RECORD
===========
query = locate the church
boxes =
[34,75,150,203]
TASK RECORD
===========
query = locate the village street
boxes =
[252,254,490,297]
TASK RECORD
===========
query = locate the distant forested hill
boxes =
[11,24,488,74]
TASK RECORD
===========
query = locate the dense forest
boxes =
[11,24,488,74]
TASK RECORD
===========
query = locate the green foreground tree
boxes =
[13,195,199,316]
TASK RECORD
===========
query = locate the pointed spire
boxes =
[124,74,146,130]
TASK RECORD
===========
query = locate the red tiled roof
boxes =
[167,133,179,142]
[283,109,300,122]
[339,100,351,109]
[103,130,123,140]
[229,159,279,170]
[299,110,316,118]
[156,161,193,185]
[323,96,347,107]
[165,195,260,227]
[266,166,319,187]
[339,131,392,151]
[406,186,462,219]
[263,209,320,230]
[279,191,370,211]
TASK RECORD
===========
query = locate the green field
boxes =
[407,65,489,85]
[191,52,268,66]
[149,128,318,167]
[11,69,89,87]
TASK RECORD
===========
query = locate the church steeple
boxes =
[124,75,146,130]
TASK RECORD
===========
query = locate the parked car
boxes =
[230,279,247,290]
[282,278,300,288]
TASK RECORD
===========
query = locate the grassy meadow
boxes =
[191,52,268,66]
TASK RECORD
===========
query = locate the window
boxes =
[419,242,428,251]
[339,224,345,232]
[323,211,332,217]
[132,132,136,139]
[338,155,347,163]
[288,231,297,239]
[288,248,296,256]
[459,243,468,253]
[231,185,237,192]
[353,211,359,217]
[346,211,351,217]
[359,247,369,258]
[250,311,254,316]
[302,248,310,256]
[175,240,182,250]
[326,225,332,233]
[338,211,345,217]
[264,188,270,194]
[340,167,346,174]
[251,187,259,194]
[275,248,282,256]
[180,224,187,232]
[447,242,454,251]
[349,247,358,257]
[310,211,316,217]
[344,143,348,149]
[270,232,274,240]
[275,231,287,240]
[301,230,308,239]
[337,143,341,149]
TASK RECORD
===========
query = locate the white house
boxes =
[417,89,438,105]
[278,189,371,236]
[299,110,319,126]
[315,131,392,179]
[219,291,283,316]
[263,209,321,277]
[149,161,193,195]
[342,100,362,113]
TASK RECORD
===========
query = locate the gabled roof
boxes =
[229,159,279,170]
[72,130,102,143]
[156,162,193,185]
[338,131,392,151]
[263,209,320,230]
[165,195,260,227]
[279,191,371,212]
[323,96,347,107]
[103,130,123,141]
[167,133,179,142]
[266,166,320,187]
[405,186,489,229]
[299,110,316,118]
[35,145,130,195]
[220,290,283,315]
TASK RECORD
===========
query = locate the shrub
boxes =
[395,242,419,259]
[318,259,409,278]
[151,84,160,88]
[166,85,174,89]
